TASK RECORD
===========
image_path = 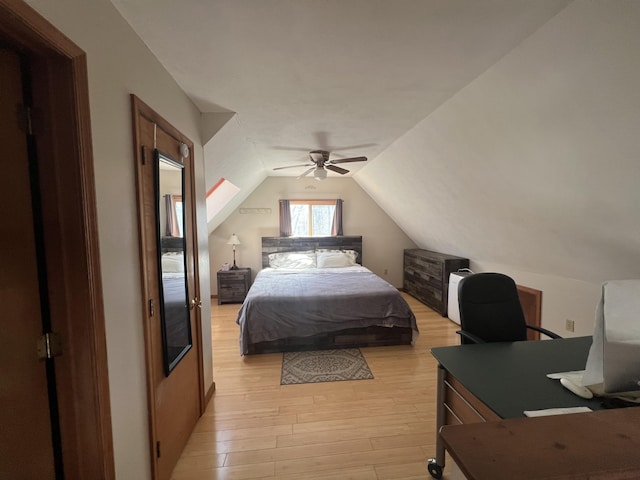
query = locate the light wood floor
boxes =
[172,294,464,480]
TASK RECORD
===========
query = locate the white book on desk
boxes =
[524,407,592,417]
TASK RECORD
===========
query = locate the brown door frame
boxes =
[0,1,114,478]
[131,94,205,479]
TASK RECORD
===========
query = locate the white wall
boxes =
[209,176,417,292]
[24,1,212,478]
[356,0,640,337]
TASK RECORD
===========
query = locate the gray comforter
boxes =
[236,266,418,355]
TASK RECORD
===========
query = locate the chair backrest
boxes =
[458,273,527,344]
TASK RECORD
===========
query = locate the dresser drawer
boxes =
[444,374,500,425]
[404,252,443,279]
[403,274,443,311]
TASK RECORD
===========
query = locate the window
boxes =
[290,200,336,237]
[173,196,184,237]
[164,194,183,237]
[206,177,240,223]
[279,198,343,237]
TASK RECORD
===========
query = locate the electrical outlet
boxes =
[565,319,575,332]
[383,268,388,275]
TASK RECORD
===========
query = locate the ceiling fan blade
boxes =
[326,165,349,175]
[328,156,367,165]
[297,167,315,179]
[273,163,314,171]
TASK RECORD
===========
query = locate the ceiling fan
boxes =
[273,150,367,181]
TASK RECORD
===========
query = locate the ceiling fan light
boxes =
[314,167,327,181]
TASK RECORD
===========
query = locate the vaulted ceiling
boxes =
[110,0,640,285]
[110,0,570,218]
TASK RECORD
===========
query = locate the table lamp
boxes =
[227,234,240,270]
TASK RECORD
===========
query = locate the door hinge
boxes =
[149,299,155,317]
[156,441,161,458]
[37,332,62,360]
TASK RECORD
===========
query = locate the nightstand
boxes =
[217,268,251,304]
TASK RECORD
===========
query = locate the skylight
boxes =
[206,178,240,223]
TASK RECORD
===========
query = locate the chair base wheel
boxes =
[427,458,443,479]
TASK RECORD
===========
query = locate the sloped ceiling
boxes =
[357,1,640,283]
[110,0,640,284]
[110,0,570,227]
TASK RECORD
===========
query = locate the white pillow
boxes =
[161,253,184,273]
[268,251,316,269]
[316,249,358,264]
[316,251,356,268]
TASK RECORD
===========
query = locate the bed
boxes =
[159,237,191,368]
[235,236,418,355]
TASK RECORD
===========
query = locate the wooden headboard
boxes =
[261,236,363,268]
[160,236,184,253]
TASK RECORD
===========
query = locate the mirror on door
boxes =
[155,149,192,375]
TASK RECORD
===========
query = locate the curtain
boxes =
[279,199,292,237]
[165,194,180,237]
[331,198,343,236]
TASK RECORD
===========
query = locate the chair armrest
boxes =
[456,330,486,344]
[525,324,562,339]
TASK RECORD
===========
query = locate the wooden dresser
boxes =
[403,249,469,316]
[217,268,251,304]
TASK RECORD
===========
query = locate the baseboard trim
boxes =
[205,381,215,406]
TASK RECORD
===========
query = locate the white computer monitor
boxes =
[583,280,640,396]
[603,340,640,394]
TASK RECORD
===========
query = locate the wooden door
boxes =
[516,284,543,340]
[0,3,114,478]
[0,47,59,479]
[132,96,203,480]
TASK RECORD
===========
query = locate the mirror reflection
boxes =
[155,149,191,375]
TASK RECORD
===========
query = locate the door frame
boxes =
[131,94,205,479]
[0,1,114,478]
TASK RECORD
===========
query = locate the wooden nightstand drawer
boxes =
[217,268,251,304]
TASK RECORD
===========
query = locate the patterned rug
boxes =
[280,348,374,385]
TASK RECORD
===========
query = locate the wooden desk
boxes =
[440,407,640,480]
[428,337,603,478]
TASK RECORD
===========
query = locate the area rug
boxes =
[280,348,374,385]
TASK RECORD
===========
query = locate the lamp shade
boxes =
[227,234,240,245]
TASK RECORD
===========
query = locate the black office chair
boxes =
[456,272,561,344]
